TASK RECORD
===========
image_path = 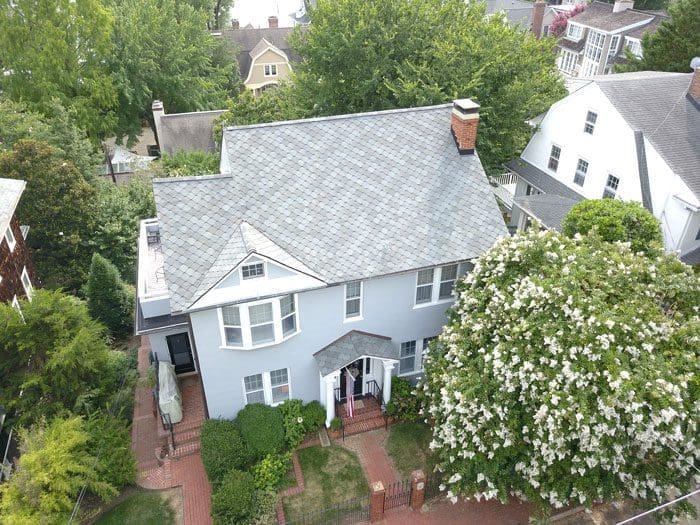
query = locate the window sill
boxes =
[220,330,300,351]
[412,298,455,310]
[343,316,364,324]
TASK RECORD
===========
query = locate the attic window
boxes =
[264,64,278,77]
[241,262,265,279]
[584,111,597,134]
[4,226,16,252]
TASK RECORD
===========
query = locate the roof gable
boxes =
[0,178,25,236]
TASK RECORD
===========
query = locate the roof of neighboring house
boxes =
[592,71,700,198]
[216,27,301,81]
[158,110,226,154]
[153,104,508,312]
[681,245,700,266]
[624,14,665,38]
[313,331,399,377]
[569,2,656,32]
[513,193,579,230]
[0,178,25,236]
[558,38,585,53]
[505,158,586,201]
[485,0,533,26]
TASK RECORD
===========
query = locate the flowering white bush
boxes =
[422,228,700,519]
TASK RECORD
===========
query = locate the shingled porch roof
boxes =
[313,331,399,377]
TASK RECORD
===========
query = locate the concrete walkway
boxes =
[131,337,212,525]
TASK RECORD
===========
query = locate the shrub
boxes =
[235,404,285,459]
[253,452,292,490]
[302,401,326,432]
[330,417,342,432]
[386,377,421,422]
[85,253,134,339]
[252,489,278,525]
[279,399,305,448]
[201,419,253,485]
[84,414,136,489]
[211,469,255,525]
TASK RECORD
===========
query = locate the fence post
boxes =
[370,481,385,522]
[410,470,426,511]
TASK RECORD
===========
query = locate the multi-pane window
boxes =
[548,145,561,172]
[559,50,578,73]
[400,341,417,374]
[270,368,290,403]
[415,269,434,304]
[345,281,362,319]
[584,111,597,134]
[4,227,16,252]
[438,264,458,299]
[584,30,605,62]
[20,267,33,300]
[574,159,589,186]
[280,294,297,335]
[566,23,583,40]
[625,37,642,57]
[603,174,620,199]
[249,303,275,344]
[607,35,620,60]
[222,305,243,346]
[244,373,265,404]
[241,262,265,279]
[264,64,278,76]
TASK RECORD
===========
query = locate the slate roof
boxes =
[158,110,226,154]
[593,72,700,198]
[624,15,665,38]
[216,27,301,81]
[558,38,585,53]
[569,2,655,32]
[505,158,585,202]
[0,178,25,236]
[485,0,533,27]
[313,331,399,377]
[513,194,579,231]
[153,104,508,312]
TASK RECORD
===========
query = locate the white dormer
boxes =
[567,22,584,41]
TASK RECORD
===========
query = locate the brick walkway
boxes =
[131,337,212,525]
[339,428,400,488]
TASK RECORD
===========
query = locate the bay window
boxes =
[220,294,299,349]
[222,305,243,346]
[281,294,297,334]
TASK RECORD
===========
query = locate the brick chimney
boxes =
[268,16,278,28]
[231,19,239,29]
[451,99,480,155]
[689,58,700,107]
[613,0,634,12]
[532,0,545,39]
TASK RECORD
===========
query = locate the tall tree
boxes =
[617,0,700,73]
[289,0,565,173]
[85,253,134,339]
[0,140,98,291]
[422,228,700,521]
[107,0,241,143]
[0,0,117,139]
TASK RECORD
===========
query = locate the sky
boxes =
[229,0,306,28]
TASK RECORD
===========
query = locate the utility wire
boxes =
[616,487,700,525]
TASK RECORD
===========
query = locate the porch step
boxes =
[168,439,201,460]
[342,416,386,437]
[341,408,383,425]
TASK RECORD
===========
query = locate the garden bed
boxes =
[386,421,437,478]
[93,487,179,525]
[282,445,368,520]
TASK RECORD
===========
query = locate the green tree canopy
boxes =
[0,0,117,139]
[287,0,565,173]
[423,228,700,520]
[0,140,99,291]
[152,150,221,178]
[85,253,135,339]
[562,199,663,256]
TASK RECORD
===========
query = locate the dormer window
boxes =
[4,226,16,252]
[566,23,583,41]
[584,111,597,134]
[264,64,278,77]
[241,262,265,279]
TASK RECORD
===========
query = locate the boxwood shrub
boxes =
[211,469,255,524]
[302,401,326,432]
[201,419,253,485]
[235,403,285,459]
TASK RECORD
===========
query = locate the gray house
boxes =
[136,100,506,428]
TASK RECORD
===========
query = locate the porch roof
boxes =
[313,331,399,377]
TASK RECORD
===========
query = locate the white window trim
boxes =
[11,295,20,311]
[4,227,16,252]
[398,337,438,376]
[574,157,589,186]
[343,281,363,322]
[566,23,584,41]
[240,261,266,280]
[20,267,33,301]
[413,263,470,308]
[263,64,279,77]
[241,367,292,407]
[219,294,300,350]
[548,144,562,173]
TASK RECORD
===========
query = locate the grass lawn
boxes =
[387,421,438,478]
[283,445,368,519]
[95,489,175,525]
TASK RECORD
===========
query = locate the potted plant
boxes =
[328,417,342,439]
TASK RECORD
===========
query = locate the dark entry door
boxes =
[339,358,364,400]
[166,332,195,374]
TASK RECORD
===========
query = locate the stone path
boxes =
[131,337,212,525]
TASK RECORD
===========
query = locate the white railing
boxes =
[489,172,519,186]
[489,172,518,209]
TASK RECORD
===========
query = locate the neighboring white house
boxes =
[135,100,507,427]
[492,68,700,264]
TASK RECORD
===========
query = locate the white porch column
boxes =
[382,361,395,406]
[324,373,338,427]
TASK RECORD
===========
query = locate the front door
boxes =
[339,358,364,400]
[166,332,195,374]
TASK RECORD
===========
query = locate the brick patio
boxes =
[131,337,212,525]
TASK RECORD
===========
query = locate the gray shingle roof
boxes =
[593,71,700,198]
[216,27,301,80]
[135,303,189,335]
[513,193,579,231]
[558,38,585,53]
[485,0,533,26]
[313,331,398,377]
[154,104,507,312]
[159,110,226,154]
[505,158,586,202]
[681,246,700,266]
[0,178,25,235]
[570,2,656,32]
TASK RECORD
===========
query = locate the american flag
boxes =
[345,369,355,418]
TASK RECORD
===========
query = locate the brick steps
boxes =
[342,416,386,437]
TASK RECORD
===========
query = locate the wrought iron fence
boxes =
[384,479,412,511]
[424,474,444,500]
[284,494,370,525]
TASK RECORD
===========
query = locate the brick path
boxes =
[339,428,400,488]
[382,497,534,524]
[131,337,212,525]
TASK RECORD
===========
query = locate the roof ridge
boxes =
[161,109,226,118]
[153,174,231,184]
[223,103,453,133]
